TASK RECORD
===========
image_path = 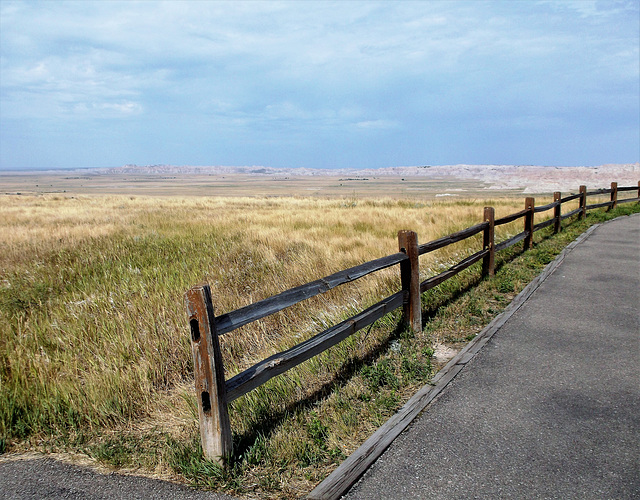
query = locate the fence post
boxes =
[524,197,535,250]
[184,284,233,463]
[398,230,421,335]
[482,207,495,277]
[609,182,618,211]
[579,185,587,220]
[553,192,562,234]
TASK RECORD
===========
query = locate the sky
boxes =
[0,0,638,171]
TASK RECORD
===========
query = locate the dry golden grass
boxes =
[1,192,564,496]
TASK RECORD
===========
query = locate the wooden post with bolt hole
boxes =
[184,284,232,463]
[524,197,535,250]
[609,182,618,211]
[553,192,562,234]
[398,230,421,335]
[482,207,495,277]
[579,185,587,220]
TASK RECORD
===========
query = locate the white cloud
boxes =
[355,120,399,130]
[1,0,638,169]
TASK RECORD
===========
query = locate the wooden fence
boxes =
[184,181,640,462]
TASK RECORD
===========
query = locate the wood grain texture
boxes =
[495,231,527,252]
[184,285,232,462]
[586,201,612,210]
[533,217,555,232]
[215,252,408,335]
[560,207,582,221]
[560,192,582,203]
[585,188,612,196]
[524,197,535,250]
[417,222,487,255]
[420,248,488,293]
[534,200,560,213]
[398,230,421,334]
[609,182,618,211]
[495,208,528,226]
[482,207,495,277]
[553,192,562,234]
[225,291,404,403]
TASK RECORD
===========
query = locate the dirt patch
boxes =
[432,342,459,365]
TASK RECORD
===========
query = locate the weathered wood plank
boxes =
[494,230,527,252]
[617,185,638,192]
[225,291,404,403]
[586,201,612,210]
[419,248,488,293]
[534,200,560,213]
[579,185,587,220]
[609,182,618,211]
[586,188,612,196]
[524,197,534,250]
[560,207,582,221]
[417,222,487,255]
[560,192,582,203]
[533,217,555,232]
[184,285,233,463]
[215,252,408,335]
[398,230,421,334]
[494,208,529,226]
[482,207,495,277]
[553,192,562,234]
[617,197,640,204]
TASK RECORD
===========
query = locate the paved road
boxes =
[346,214,640,499]
[0,456,235,500]
[0,456,237,500]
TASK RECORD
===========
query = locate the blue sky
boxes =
[1,0,638,171]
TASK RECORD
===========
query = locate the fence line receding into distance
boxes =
[184,181,640,462]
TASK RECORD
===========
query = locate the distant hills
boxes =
[97,163,639,192]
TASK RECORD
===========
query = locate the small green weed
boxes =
[400,354,432,383]
[308,414,329,448]
[361,359,399,391]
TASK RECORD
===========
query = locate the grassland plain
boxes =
[1,190,637,499]
[0,170,525,199]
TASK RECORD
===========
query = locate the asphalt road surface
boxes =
[345,213,640,499]
[0,456,235,500]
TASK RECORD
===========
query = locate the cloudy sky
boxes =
[1,0,638,171]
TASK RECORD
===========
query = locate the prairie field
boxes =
[1,187,637,498]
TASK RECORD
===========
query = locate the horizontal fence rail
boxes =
[184,181,640,462]
[420,248,489,293]
[417,221,487,255]
[225,291,405,403]
[560,207,582,220]
[494,208,529,226]
[214,252,408,336]
[561,192,582,203]
[494,230,528,252]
